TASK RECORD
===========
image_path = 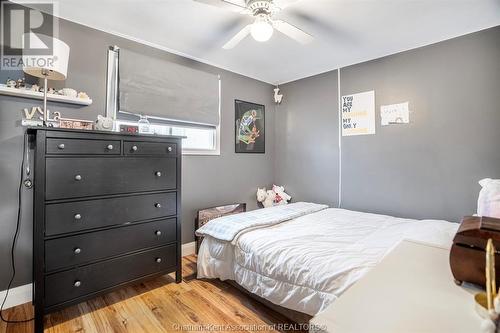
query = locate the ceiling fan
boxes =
[194,0,314,49]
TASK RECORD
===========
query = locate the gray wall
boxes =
[0,15,274,289]
[275,71,339,207]
[340,26,500,221]
[277,25,500,223]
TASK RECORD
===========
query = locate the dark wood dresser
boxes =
[28,128,182,333]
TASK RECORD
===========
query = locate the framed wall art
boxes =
[235,99,265,153]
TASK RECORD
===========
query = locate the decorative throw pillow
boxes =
[478,178,500,218]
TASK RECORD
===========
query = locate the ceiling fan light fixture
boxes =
[251,16,273,42]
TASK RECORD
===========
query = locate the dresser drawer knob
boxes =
[58,143,65,150]
[74,247,82,255]
[74,214,82,220]
[155,230,162,236]
[74,280,82,288]
[155,258,162,263]
[167,146,173,152]
[131,145,138,151]
[155,171,162,177]
[154,203,162,208]
[74,175,82,181]
[107,144,114,150]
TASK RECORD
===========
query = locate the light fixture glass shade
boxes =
[22,33,70,80]
[251,17,274,42]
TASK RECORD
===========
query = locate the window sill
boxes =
[182,149,220,156]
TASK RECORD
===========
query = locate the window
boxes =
[115,119,220,155]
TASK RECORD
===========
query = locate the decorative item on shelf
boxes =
[256,185,291,208]
[474,239,500,333]
[15,77,26,89]
[47,87,57,94]
[22,33,70,126]
[77,91,90,100]
[195,203,246,254]
[95,115,114,131]
[235,100,265,153]
[274,86,283,104]
[58,88,77,98]
[30,84,39,92]
[119,124,139,134]
[6,78,16,88]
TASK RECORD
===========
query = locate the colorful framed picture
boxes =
[235,100,265,153]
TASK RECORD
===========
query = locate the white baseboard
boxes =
[0,242,196,310]
[182,241,196,257]
[0,283,32,310]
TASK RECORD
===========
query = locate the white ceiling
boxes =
[15,0,500,84]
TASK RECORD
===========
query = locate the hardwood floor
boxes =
[0,255,305,333]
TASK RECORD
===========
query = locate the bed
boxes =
[196,203,459,318]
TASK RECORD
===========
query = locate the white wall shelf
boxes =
[0,84,92,106]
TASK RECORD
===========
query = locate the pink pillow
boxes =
[478,178,500,218]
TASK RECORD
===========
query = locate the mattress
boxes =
[197,208,459,316]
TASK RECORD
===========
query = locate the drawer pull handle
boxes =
[167,147,173,152]
[58,143,65,150]
[155,203,162,208]
[155,230,162,236]
[74,214,82,220]
[155,171,162,177]
[74,248,82,255]
[75,175,82,181]
[131,145,138,151]
[107,144,114,150]
[74,280,82,288]
[155,258,162,263]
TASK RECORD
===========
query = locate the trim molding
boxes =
[182,241,196,257]
[0,283,32,310]
[0,242,196,310]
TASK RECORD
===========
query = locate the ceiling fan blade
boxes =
[273,0,303,10]
[193,0,247,13]
[273,20,314,44]
[222,25,252,49]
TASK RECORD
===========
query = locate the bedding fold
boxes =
[195,202,328,242]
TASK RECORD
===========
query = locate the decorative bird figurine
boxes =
[274,86,283,104]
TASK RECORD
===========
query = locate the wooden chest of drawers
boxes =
[28,128,183,333]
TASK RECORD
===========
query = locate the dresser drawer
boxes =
[45,218,176,272]
[46,138,121,155]
[124,141,177,156]
[46,157,177,200]
[45,244,176,307]
[45,192,177,236]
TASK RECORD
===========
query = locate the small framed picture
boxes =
[235,100,265,153]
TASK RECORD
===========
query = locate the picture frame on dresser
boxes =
[29,127,183,333]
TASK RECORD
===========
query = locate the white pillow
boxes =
[477,178,500,218]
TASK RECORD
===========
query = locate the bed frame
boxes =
[226,280,312,324]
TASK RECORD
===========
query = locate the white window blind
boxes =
[118,48,220,126]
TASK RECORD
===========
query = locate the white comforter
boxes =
[197,208,459,316]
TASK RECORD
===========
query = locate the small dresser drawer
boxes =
[124,141,177,156]
[45,192,177,236]
[45,244,176,307]
[45,218,176,272]
[46,157,177,200]
[46,138,120,155]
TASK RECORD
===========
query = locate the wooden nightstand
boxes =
[310,240,483,333]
